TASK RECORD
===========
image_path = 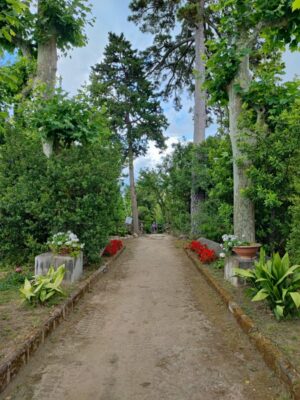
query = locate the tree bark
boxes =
[191,0,206,235]
[34,0,58,158]
[227,54,255,242]
[193,0,206,145]
[128,144,140,235]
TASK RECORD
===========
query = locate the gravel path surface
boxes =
[2,235,289,400]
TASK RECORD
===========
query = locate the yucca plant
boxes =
[234,249,300,320]
[20,265,66,305]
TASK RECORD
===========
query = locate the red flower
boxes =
[103,239,123,256]
[187,240,216,264]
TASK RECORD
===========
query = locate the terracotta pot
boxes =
[233,244,261,259]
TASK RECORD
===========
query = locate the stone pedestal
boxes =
[224,255,256,287]
[197,237,223,256]
[35,252,83,283]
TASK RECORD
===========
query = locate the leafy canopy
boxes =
[0,0,93,55]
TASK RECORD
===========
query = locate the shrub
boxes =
[103,239,123,257]
[234,249,300,320]
[0,271,33,291]
[0,129,123,264]
[20,265,65,305]
[287,182,300,264]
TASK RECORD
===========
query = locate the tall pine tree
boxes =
[129,0,214,234]
[89,33,168,235]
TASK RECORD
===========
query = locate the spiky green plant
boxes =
[234,249,300,320]
[20,265,65,305]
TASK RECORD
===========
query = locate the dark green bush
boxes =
[0,129,123,264]
[287,182,300,264]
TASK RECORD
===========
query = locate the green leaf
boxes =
[233,268,255,278]
[252,289,269,302]
[274,305,284,320]
[290,292,300,308]
[292,0,300,11]
[276,265,300,286]
[19,279,34,302]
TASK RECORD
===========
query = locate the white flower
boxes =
[220,252,226,258]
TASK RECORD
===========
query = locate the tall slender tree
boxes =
[0,0,93,156]
[206,0,300,241]
[89,33,168,235]
[129,0,210,233]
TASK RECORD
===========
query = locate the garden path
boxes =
[2,235,288,400]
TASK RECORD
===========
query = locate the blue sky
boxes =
[4,1,300,172]
[57,1,300,173]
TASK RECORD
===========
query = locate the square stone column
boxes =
[35,252,83,283]
[224,255,256,287]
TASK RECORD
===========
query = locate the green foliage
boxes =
[0,0,27,45]
[136,169,167,232]
[89,32,167,158]
[20,265,65,304]
[0,0,93,55]
[206,0,300,102]
[0,271,32,291]
[192,135,233,240]
[234,249,300,320]
[0,128,123,264]
[128,0,211,107]
[240,89,300,253]
[162,142,193,234]
[21,89,108,151]
[35,0,94,52]
[293,0,300,11]
[287,178,300,265]
[137,135,233,238]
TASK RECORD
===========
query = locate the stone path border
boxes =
[185,248,300,400]
[0,246,125,394]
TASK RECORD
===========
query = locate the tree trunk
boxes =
[34,0,58,158]
[227,54,255,242]
[191,0,206,235]
[193,0,206,145]
[128,145,140,235]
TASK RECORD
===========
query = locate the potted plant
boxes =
[232,243,261,259]
[221,234,261,259]
[48,231,84,257]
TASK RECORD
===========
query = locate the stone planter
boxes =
[35,251,83,283]
[233,244,261,259]
[224,255,256,287]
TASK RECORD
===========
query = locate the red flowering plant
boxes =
[103,239,123,256]
[186,240,216,264]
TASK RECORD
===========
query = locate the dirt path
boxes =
[2,235,289,400]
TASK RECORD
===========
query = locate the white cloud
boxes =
[56,0,300,176]
[135,137,180,172]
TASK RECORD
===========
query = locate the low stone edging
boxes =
[0,246,125,394]
[185,248,300,400]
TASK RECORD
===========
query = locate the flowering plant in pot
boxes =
[221,234,260,259]
[48,231,84,257]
